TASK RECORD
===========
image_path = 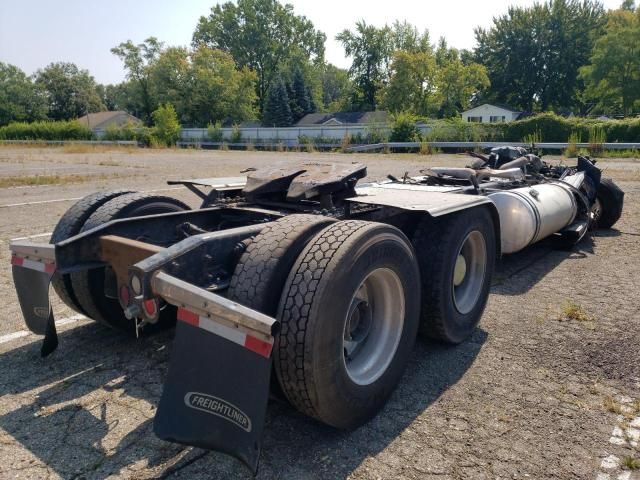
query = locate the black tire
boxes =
[275,221,420,429]
[50,190,135,314]
[593,178,624,229]
[70,193,190,331]
[228,214,335,315]
[412,207,496,344]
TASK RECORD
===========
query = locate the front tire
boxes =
[592,178,624,229]
[412,208,496,344]
[275,221,420,429]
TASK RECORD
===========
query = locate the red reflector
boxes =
[143,299,157,316]
[119,285,130,307]
[177,308,199,326]
[44,263,56,274]
[244,335,273,358]
[11,255,24,266]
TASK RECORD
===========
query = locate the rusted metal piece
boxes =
[242,163,367,202]
[286,162,366,200]
[99,235,163,286]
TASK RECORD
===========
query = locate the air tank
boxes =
[488,183,577,254]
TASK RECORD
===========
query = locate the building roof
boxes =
[462,103,521,115]
[295,111,389,126]
[76,111,141,129]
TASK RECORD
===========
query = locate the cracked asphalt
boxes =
[0,146,639,479]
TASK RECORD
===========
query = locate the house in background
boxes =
[461,104,521,123]
[295,111,388,126]
[76,111,142,131]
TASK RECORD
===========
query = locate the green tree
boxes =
[186,47,258,125]
[289,66,313,121]
[579,6,640,115]
[152,104,181,146]
[111,37,164,124]
[437,57,490,118]
[320,64,351,111]
[381,50,438,116]
[475,0,605,112]
[148,46,257,126]
[262,76,292,126]
[34,62,104,121]
[336,21,393,110]
[0,63,47,125]
[192,0,325,111]
[390,20,431,53]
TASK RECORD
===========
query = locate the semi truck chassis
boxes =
[9,148,624,472]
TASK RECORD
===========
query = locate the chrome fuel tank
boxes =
[488,183,577,254]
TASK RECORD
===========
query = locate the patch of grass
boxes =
[565,131,581,157]
[419,141,433,155]
[603,396,624,414]
[602,149,640,159]
[97,159,123,167]
[0,173,113,188]
[622,457,640,470]
[558,301,593,322]
[62,144,139,154]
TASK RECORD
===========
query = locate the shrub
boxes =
[0,120,92,140]
[151,104,181,146]
[588,126,606,156]
[565,131,581,157]
[389,112,420,142]
[207,121,224,142]
[230,124,242,143]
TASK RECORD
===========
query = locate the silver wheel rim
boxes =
[453,231,487,315]
[342,268,405,386]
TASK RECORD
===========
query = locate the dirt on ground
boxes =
[0,146,638,480]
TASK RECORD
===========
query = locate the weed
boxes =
[603,396,624,414]
[558,301,593,322]
[589,126,606,156]
[622,457,640,470]
[341,133,352,153]
[522,129,542,146]
[419,142,433,155]
[0,173,114,188]
[565,132,581,157]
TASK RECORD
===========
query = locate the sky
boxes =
[0,0,624,85]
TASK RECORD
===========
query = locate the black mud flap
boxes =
[154,308,274,474]
[11,257,58,356]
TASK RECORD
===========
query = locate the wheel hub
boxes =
[342,268,405,386]
[453,255,467,286]
[344,298,373,359]
[452,230,487,315]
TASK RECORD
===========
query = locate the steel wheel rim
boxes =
[342,268,405,386]
[453,231,487,315]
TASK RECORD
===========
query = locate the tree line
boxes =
[1,0,638,128]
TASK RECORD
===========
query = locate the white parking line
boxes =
[0,314,86,345]
[10,232,53,241]
[0,186,184,209]
[0,330,29,344]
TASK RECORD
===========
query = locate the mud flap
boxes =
[154,308,274,474]
[11,258,58,356]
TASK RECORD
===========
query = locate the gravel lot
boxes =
[0,146,638,479]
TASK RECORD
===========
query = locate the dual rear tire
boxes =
[51,191,189,332]
[228,209,495,429]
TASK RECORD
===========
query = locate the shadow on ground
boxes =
[0,317,487,479]
[492,233,599,295]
